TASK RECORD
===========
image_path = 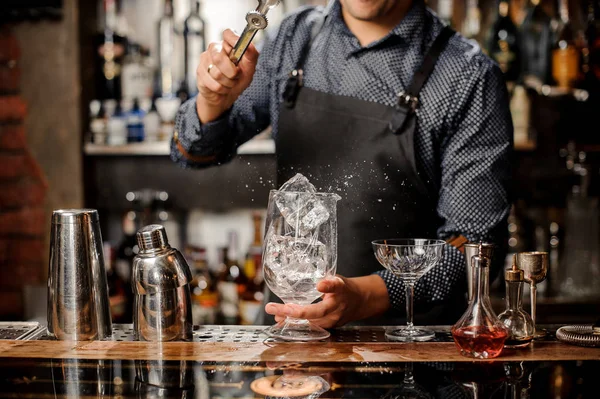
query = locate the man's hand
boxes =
[265,275,390,328]
[196,29,259,124]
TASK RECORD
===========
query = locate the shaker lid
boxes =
[137,224,169,251]
[52,209,99,224]
[505,254,524,282]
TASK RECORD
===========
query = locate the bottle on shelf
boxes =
[106,101,128,146]
[462,0,481,40]
[551,0,581,89]
[216,231,247,325]
[121,43,154,103]
[183,0,206,99]
[126,98,145,143]
[97,0,128,101]
[89,100,107,144]
[437,0,454,27]
[488,0,522,89]
[157,0,177,98]
[519,0,554,87]
[249,211,264,283]
[143,98,161,142]
[510,84,532,149]
[187,245,218,325]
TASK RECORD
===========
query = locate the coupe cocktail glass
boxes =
[372,239,446,342]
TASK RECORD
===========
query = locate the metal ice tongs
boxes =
[229,0,281,65]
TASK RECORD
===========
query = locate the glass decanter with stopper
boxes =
[498,255,534,348]
[452,244,508,359]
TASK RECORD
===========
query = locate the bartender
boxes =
[171,0,512,326]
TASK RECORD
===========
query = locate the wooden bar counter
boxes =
[0,325,599,397]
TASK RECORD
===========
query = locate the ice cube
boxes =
[278,173,316,193]
[264,235,329,282]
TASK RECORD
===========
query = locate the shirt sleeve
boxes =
[376,57,513,312]
[170,33,277,169]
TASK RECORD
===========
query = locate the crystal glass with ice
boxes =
[263,174,341,341]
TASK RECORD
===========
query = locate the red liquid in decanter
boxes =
[452,326,507,359]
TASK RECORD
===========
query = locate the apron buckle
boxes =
[397,91,419,111]
[283,69,304,109]
[388,91,418,135]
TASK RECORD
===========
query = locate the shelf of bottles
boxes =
[88,0,305,153]
[89,0,600,154]
[438,0,599,151]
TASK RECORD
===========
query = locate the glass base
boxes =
[385,327,435,342]
[265,317,330,341]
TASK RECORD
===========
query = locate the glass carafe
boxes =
[498,256,534,348]
[452,244,508,359]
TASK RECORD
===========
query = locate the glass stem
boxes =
[406,282,415,332]
[530,284,537,333]
[285,316,309,326]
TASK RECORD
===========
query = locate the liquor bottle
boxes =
[97,0,127,100]
[248,212,264,282]
[519,0,553,86]
[158,0,177,98]
[184,0,206,98]
[121,43,154,103]
[216,231,247,325]
[488,0,522,87]
[437,0,454,26]
[552,0,580,88]
[126,98,145,143]
[510,84,531,148]
[143,98,161,142]
[239,254,264,325]
[187,245,218,325]
[462,0,481,40]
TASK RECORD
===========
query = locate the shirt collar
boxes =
[328,0,427,45]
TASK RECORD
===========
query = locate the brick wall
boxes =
[0,27,48,320]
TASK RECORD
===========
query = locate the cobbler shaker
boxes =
[47,209,112,340]
[132,225,193,342]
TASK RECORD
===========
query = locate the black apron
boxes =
[263,9,465,326]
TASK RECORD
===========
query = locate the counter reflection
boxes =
[0,358,598,398]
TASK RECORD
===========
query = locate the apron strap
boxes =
[283,2,332,109]
[389,25,455,134]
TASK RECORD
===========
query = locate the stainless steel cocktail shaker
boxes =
[132,224,193,342]
[47,209,112,340]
